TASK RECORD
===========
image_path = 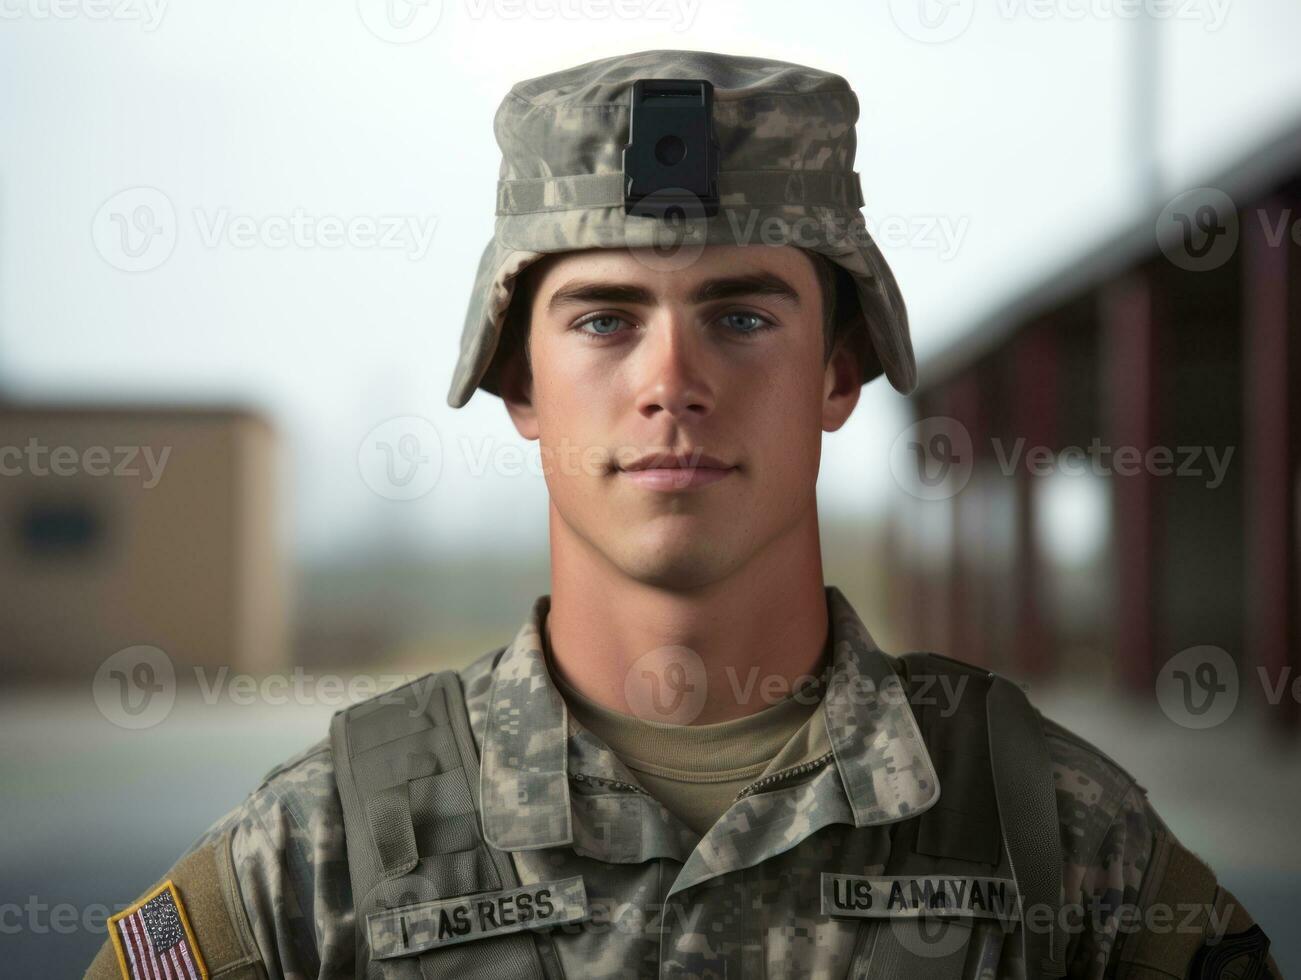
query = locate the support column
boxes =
[1103,271,1163,694]
[1012,324,1061,678]
[1244,193,1300,731]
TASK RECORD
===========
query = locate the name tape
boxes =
[368,875,589,959]
[821,874,1021,921]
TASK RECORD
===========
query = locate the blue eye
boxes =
[577,315,628,337]
[574,311,774,339]
[720,311,773,334]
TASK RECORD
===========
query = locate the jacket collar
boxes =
[479,586,939,856]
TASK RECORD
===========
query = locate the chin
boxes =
[613,532,747,592]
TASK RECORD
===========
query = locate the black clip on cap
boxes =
[622,78,720,219]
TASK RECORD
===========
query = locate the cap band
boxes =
[496,169,865,216]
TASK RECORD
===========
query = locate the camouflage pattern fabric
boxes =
[447,49,916,410]
[82,584,1242,980]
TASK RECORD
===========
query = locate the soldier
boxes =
[86,49,1278,980]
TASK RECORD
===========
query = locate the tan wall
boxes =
[0,406,288,679]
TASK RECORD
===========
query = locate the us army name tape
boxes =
[822,874,1021,920]
[368,876,589,958]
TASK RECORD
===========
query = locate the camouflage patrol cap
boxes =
[447,48,915,409]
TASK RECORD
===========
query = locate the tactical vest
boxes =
[329,652,1068,980]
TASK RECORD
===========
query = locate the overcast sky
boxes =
[2,0,1299,559]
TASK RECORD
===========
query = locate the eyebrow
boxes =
[544,272,803,313]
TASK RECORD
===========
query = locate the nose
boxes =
[633,317,715,421]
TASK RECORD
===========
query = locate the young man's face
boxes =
[500,243,862,591]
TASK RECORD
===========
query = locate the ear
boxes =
[496,340,540,441]
[821,336,862,433]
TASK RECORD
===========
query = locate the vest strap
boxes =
[852,652,1066,980]
[988,674,1069,978]
[330,668,557,980]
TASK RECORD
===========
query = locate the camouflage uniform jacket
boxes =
[84,586,1277,980]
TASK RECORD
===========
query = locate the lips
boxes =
[616,450,737,491]
[620,450,733,472]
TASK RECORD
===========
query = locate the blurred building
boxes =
[0,405,288,680]
[887,121,1301,730]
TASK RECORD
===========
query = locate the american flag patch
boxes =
[108,880,209,980]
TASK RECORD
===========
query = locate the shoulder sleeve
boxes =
[1046,715,1153,980]
[84,824,267,980]
[84,739,355,980]
[1061,780,1157,979]
[1106,802,1281,980]
[1043,719,1280,980]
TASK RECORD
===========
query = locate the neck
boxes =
[544,505,830,725]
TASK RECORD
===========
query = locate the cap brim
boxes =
[448,222,916,408]
[811,234,916,395]
[447,239,545,409]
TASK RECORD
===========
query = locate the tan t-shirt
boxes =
[548,644,833,837]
